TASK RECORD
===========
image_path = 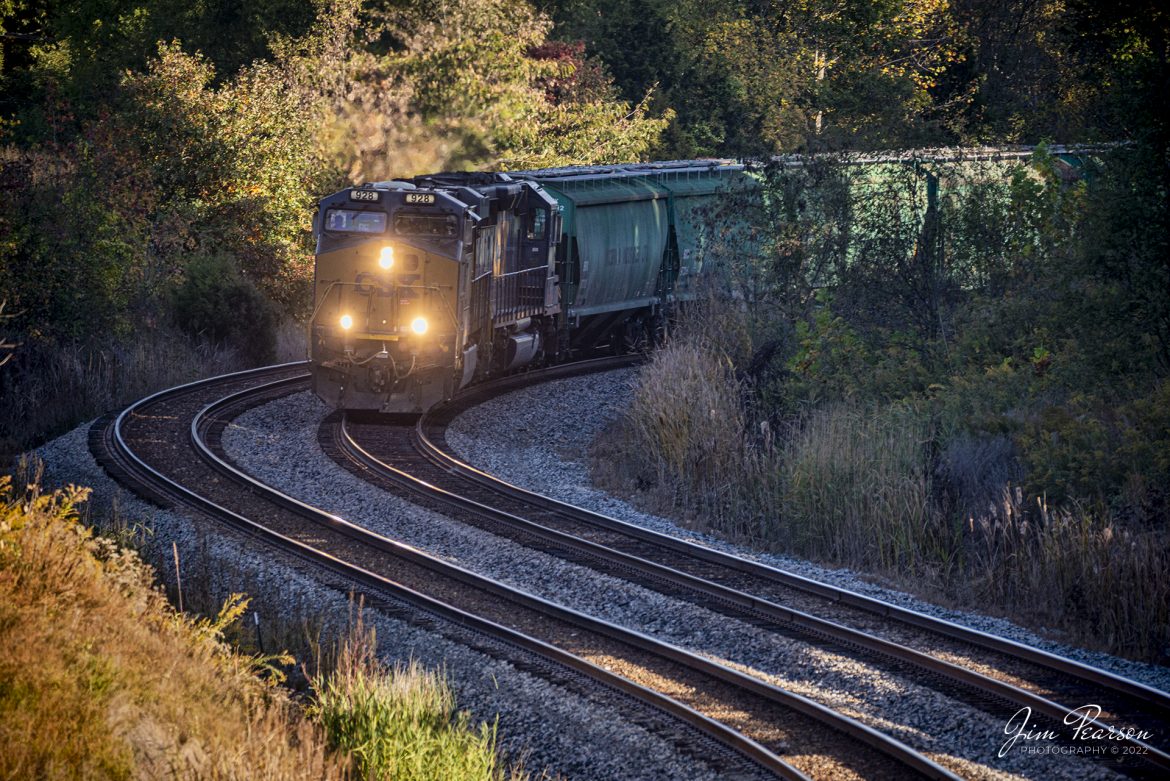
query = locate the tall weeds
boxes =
[620,339,764,538]
[778,403,950,574]
[0,321,306,464]
[310,610,526,781]
[970,489,1170,659]
[602,339,1170,660]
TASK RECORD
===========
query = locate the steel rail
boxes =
[193,374,960,781]
[421,359,1170,709]
[97,364,807,781]
[343,410,1170,775]
[407,358,1170,772]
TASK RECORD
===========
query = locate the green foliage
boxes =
[310,617,518,781]
[1016,383,1170,520]
[1,0,319,136]
[545,0,1169,153]
[785,299,934,407]
[1066,145,1169,380]
[0,152,145,342]
[107,41,325,311]
[171,252,277,363]
[546,0,963,155]
[947,0,1170,144]
[1,30,326,349]
[609,142,1170,659]
[324,0,670,180]
[0,0,19,72]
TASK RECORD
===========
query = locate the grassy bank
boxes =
[591,147,1169,663]
[594,337,1170,662]
[0,468,534,779]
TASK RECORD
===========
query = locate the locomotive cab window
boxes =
[527,208,547,240]
[394,213,457,237]
[324,208,387,234]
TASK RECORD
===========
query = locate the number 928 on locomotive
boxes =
[309,162,747,413]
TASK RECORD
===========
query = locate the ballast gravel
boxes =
[446,367,1170,697]
[218,390,1130,781]
[445,368,1170,778]
[33,365,1169,781]
[34,425,726,781]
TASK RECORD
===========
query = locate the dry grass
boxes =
[777,402,955,575]
[0,321,308,465]
[275,319,311,364]
[0,466,345,780]
[969,489,1170,659]
[616,338,765,538]
[601,337,1170,661]
[1,465,546,779]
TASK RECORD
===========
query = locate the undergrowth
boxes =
[597,334,1170,662]
[597,149,1169,663]
[310,610,531,781]
[0,321,306,467]
[0,465,539,779]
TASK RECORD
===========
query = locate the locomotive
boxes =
[309,160,749,412]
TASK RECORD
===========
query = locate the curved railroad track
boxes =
[321,357,1170,780]
[91,362,961,781]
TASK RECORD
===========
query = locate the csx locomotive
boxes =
[310,160,748,412]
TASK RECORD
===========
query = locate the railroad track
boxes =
[320,357,1170,780]
[91,362,961,781]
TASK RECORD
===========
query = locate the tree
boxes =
[0,300,15,366]
[324,0,669,181]
[544,0,965,155]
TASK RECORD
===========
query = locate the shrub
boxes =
[1015,382,1170,523]
[0,151,146,343]
[170,251,277,364]
[782,292,935,408]
[615,338,777,540]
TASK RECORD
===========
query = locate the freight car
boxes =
[309,160,748,412]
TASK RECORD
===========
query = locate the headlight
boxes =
[410,317,428,335]
[379,246,394,269]
[340,314,353,330]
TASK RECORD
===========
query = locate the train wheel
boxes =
[621,316,650,354]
